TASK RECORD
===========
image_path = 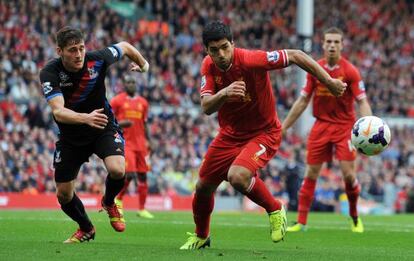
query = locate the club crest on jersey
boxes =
[59,72,69,82]
[214,76,222,85]
[42,82,53,95]
[266,51,279,63]
[201,75,206,89]
[88,67,99,79]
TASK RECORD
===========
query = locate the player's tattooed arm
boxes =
[48,95,108,129]
[286,49,346,97]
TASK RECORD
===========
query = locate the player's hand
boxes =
[130,61,149,73]
[223,81,246,102]
[119,119,133,128]
[326,78,347,97]
[85,108,108,129]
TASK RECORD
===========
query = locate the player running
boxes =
[283,27,372,233]
[39,26,149,243]
[180,21,346,250]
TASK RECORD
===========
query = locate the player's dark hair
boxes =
[56,26,84,49]
[323,27,344,40]
[202,21,233,47]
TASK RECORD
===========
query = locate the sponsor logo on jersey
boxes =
[88,67,99,79]
[266,50,280,63]
[358,80,365,91]
[108,47,118,58]
[201,75,206,89]
[42,82,53,95]
[60,82,73,87]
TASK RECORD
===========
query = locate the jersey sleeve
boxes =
[300,73,316,97]
[88,44,123,66]
[199,58,216,97]
[241,49,289,70]
[39,69,62,101]
[348,65,366,100]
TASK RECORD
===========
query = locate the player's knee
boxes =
[306,165,321,180]
[195,181,215,196]
[228,172,250,192]
[57,190,73,204]
[108,166,125,179]
[343,173,355,184]
[137,173,147,183]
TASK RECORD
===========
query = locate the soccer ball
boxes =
[351,116,391,156]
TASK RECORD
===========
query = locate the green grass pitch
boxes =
[0,210,413,260]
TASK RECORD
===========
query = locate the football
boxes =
[351,116,391,156]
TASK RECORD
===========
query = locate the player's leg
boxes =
[136,172,154,218]
[180,180,218,250]
[287,164,322,232]
[95,130,126,232]
[229,129,286,242]
[117,147,136,201]
[54,141,95,243]
[288,121,331,232]
[180,134,236,250]
[135,150,153,218]
[336,125,363,232]
[339,160,363,232]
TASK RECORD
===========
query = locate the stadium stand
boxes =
[0,0,413,213]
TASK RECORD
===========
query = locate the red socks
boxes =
[297,177,317,225]
[193,193,215,239]
[345,179,360,218]
[245,177,281,213]
[138,182,148,210]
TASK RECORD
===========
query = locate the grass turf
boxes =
[0,210,413,260]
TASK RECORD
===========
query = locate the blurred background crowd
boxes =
[0,0,413,213]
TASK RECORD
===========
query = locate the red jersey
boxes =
[200,48,289,139]
[110,92,148,151]
[301,57,366,124]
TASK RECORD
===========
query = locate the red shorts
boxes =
[306,121,356,164]
[125,147,149,173]
[199,128,281,186]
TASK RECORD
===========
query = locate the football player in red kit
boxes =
[283,27,372,233]
[111,75,153,219]
[180,21,346,250]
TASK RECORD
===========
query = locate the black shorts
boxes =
[53,129,125,183]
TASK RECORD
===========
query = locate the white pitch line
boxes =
[0,216,413,233]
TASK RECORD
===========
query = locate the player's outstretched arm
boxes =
[286,50,346,97]
[116,41,149,73]
[201,81,246,115]
[357,97,373,117]
[282,95,310,134]
[48,96,108,129]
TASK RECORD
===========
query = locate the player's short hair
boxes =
[323,27,344,41]
[56,26,84,49]
[202,21,233,47]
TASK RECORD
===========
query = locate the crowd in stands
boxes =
[0,0,413,213]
